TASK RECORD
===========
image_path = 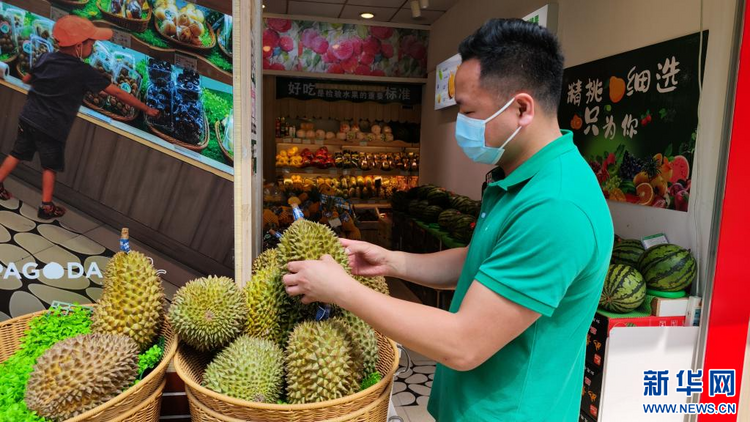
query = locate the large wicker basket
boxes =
[174,333,399,421]
[0,306,178,422]
[97,0,153,33]
[186,378,392,422]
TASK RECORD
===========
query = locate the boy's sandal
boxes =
[0,185,11,201]
[38,202,66,220]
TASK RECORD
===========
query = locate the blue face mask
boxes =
[455,96,522,165]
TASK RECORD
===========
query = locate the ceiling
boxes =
[262,0,459,25]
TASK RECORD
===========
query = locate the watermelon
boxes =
[438,209,462,230]
[611,239,645,267]
[599,264,647,313]
[450,195,469,210]
[390,190,409,212]
[417,185,438,200]
[451,215,476,243]
[637,244,697,292]
[422,205,443,223]
[427,189,451,208]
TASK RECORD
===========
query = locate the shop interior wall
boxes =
[421,0,739,286]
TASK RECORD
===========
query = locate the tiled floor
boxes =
[0,176,200,321]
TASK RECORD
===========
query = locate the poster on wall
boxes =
[435,53,461,110]
[262,17,429,78]
[559,31,708,212]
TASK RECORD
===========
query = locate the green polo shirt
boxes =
[427,130,613,421]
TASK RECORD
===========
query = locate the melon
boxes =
[600,264,647,313]
[438,209,461,230]
[422,205,443,223]
[450,215,476,243]
[637,244,697,292]
[611,239,645,267]
[670,155,690,184]
[426,189,450,208]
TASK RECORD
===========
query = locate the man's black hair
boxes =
[459,18,564,113]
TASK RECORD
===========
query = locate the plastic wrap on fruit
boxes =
[110,0,124,15]
[125,0,142,20]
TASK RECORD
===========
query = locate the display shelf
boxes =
[8,0,232,16]
[276,167,417,177]
[276,137,418,149]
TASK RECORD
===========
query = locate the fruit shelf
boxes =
[275,138,419,150]
[276,167,418,177]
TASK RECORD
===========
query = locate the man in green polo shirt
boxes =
[283,19,613,421]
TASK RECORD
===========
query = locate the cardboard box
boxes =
[650,297,689,317]
[581,364,603,420]
[586,312,685,368]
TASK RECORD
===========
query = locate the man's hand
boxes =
[283,255,358,305]
[145,107,160,118]
[340,238,394,277]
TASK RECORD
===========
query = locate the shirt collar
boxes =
[492,130,576,191]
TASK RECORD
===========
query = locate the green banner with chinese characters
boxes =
[559,32,708,212]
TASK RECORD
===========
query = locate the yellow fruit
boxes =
[633,171,650,186]
[650,175,668,198]
[610,188,626,202]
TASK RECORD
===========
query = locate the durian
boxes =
[203,335,284,403]
[252,248,280,274]
[355,275,390,296]
[332,311,379,375]
[278,219,350,270]
[92,251,165,351]
[244,265,298,346]
[169,276,247,352]
[285,320,363,404]
[25,333,139,421]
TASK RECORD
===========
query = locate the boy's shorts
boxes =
[10,120,65,172]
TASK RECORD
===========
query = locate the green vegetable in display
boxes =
[132,28,170,49]
[135,337,165,385]
[201,89,233,164]
[72,1,103,20]
[0,306,92,422]
[207,50,233,72]
[360,372,382,391]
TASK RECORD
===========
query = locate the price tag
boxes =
[328,168,338,174]
[292,138,302,144]
[328,217,342,228]
[302,139,311,144]
[175,53,198,71]
[305,168,313,173]
[315,140,325,145]
[343,169,351,175]
[641,233,669,249]
[359,141,368,146]
[111,29,131,48]
[50,6,68,21]
[356,170,363,175]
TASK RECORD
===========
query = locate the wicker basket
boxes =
[147,113,210,152]
[0,306,178,422]
[215,120,233,164]
[216,25,231,59]
[109,380,166,422]
[83,97,140,122]
[174,333,399,421]
[49,0,89,8]
[186,378,392,422]
[98,0,152,33]
[154,17,217,52]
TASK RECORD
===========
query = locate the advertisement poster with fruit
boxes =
[262,17,429,78]
[435,53,461,110]
[559,32,708,212]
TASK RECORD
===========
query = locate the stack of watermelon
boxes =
[400,185,481,244]
[600,238,697,313]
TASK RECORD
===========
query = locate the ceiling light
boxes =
[410,0,421,18]
[262,4,265,8]
[360,12,375,19]
[419,0,429,9]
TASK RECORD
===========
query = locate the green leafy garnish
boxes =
[134,337,165,385]
[360,372,382,391]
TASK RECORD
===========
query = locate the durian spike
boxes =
[120,228,131,253]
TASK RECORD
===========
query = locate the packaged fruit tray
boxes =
[98,0,153,33]
[154,9,217,52]
[147,112,210,152]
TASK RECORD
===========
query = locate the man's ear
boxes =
[515,93,535,127]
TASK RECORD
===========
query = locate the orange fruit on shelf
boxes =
[633,171,650,186]
[636,183,655,206]
[609,76,626,103]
